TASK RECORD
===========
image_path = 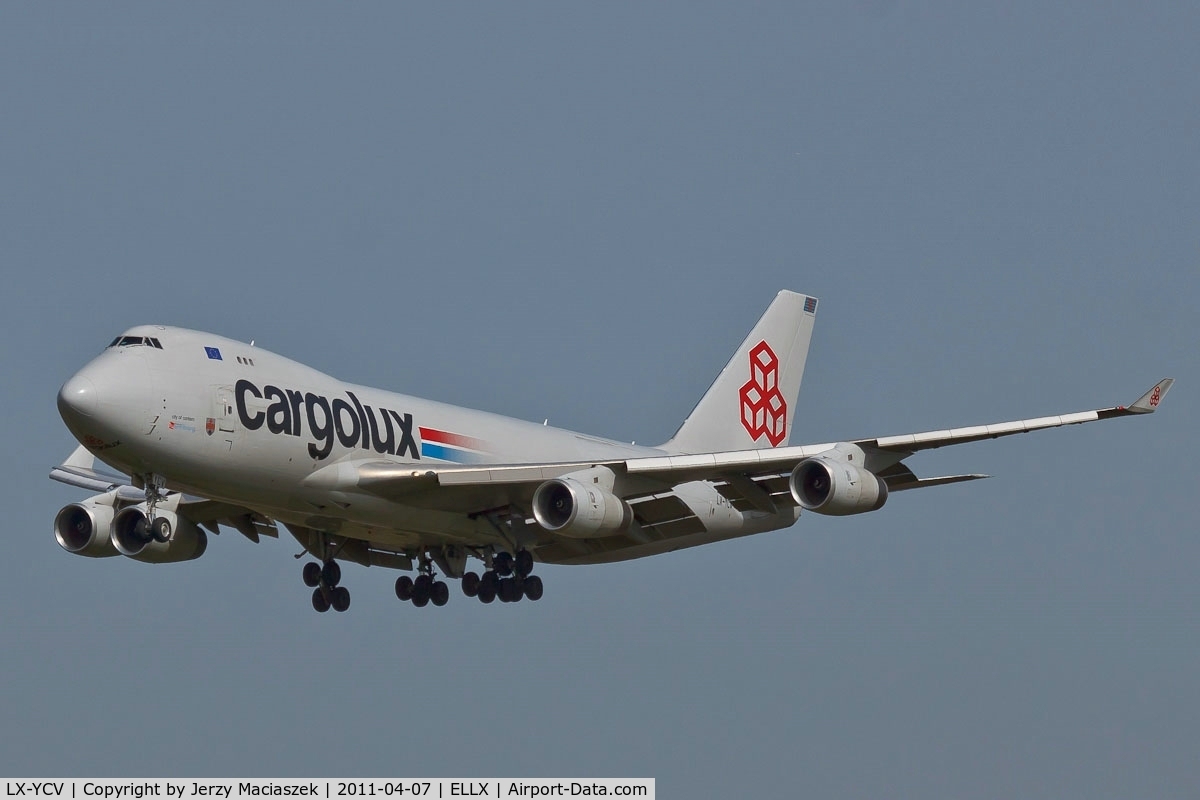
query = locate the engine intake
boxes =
[54,501,119,558]
[111,506,208,563]
[532,477,632,538]
[790,457,888,516]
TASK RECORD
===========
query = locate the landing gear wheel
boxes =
[411,577,432,607]
[151,517,172,543]
[395,575,414,601]
[515,550,534,578]
[302,562,322,588]
[499,577,522,603]
[311,588,330,613]
[462,571,480,597]
[494,552,514,577]
[478,571,498,604]
[431,581,449,607]
[321,561,341,587]
[131,516,152,543]
[523,574,544,601]
[331,586,351,612]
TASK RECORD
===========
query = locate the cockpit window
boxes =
[107,336,163,349]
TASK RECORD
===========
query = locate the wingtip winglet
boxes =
[1128,377,1174,414]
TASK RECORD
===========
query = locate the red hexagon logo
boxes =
[739,340,786,446]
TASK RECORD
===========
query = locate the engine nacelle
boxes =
[111,506,208,563]
[790,457,888,516]
[532,477,633,538]
[54,501,120,558]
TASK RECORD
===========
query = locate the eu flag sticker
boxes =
[204,346,223,360]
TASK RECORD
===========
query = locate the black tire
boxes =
[494,552,513,577]
[332,586,351,612]
[151,517,172,543]
[321,560,341,587]
[461,571,480,597]
[395,575,414,601]
[500,577,522,603]
[131,515,151,543]
[523,575,544,601]
[412,578,431,607]
[311,588,330,613]
[431,581,449,607]
[515,550,534,577]
[303,562,322,588]
[478,571,497,604]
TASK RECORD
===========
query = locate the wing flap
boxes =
[876,460,989,492]
[629,494,695,525]
[892,475,989,491]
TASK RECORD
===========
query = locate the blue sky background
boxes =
[2,3,1197,796]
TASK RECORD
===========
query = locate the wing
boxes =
[49,445,279,541]
[51,378,1171,557]
[859,377,1175,454]
[332,377,1173,539]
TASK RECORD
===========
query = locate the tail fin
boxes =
[662,290,817,454]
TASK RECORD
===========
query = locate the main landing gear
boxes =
[394,555,450,608]
[460,549,543,605]
[303,559,350,613]
[300,547,544,611]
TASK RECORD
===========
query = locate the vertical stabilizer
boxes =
[662,291,817,454]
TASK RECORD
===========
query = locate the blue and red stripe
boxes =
[418,427,487,463]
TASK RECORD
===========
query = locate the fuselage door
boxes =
[213,386,237,433]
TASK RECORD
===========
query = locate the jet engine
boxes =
[790,457,888,516]
[111,506,208,563]
[532,477,633,538]
[54,500,120,558]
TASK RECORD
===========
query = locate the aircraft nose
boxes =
[58,373,99,419]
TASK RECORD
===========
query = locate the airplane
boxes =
[51,291,1174,613]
